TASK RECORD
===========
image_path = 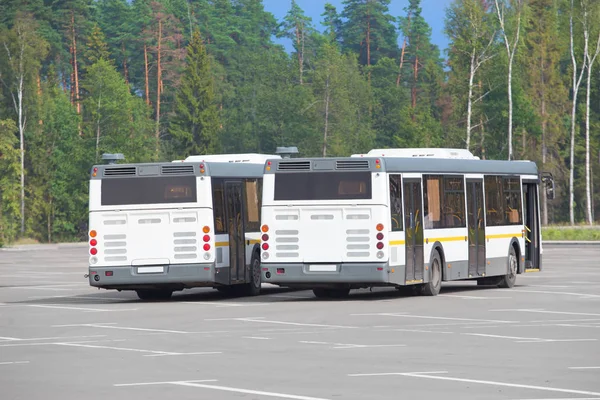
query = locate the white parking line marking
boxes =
[439,295,512,299]
[52,342,189,355]
[491,309,600,317]
[381,329,454,334]
[0,335,106,342]
[351,313,517,323]
[25,304,138,312]
[212,318,357,329]
[173,381,332,400]
[569,366,600,370]
[463,333,547,341]
[349,371,600,396]
[52,323,192,334]
[349,371,448,377]
[511,289,600,299]
[114,379,218,387]
[143,352,222,357]
[300,340,405,349]
[0,361,29,365]
[181,302,270,307]
[0,336,21,341]
[242,336,271,340]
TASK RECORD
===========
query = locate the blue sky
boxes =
[262,0,453,57]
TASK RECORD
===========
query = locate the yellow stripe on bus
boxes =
[485,233,521,240]
[215,241,229,247]
[427,236,466,243]
[248,239,260,245]
[389,240,406,246]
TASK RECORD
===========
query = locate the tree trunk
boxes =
[412,48,419,113]
[541,76,548,226]
[18,74,25,235]
[122,43,129,84]
[295,22,304,85]
[466,49,476,150]
[322,75,330,157]
[71,12,80,115]
[96,92,102,161]
[569,0,588,225]
[396,38,406,87]
[155,19,162,158]
[584,33,600,225]
[507,55,513,160]
[144,44,150,106]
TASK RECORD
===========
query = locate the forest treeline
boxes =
[0,0,599,245]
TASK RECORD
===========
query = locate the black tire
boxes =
[498,246,518,288]
[313,288,330,298]
[136,289,173,301]
[421,251,442,296]
[313,288,350,299]
[244,253,262,296]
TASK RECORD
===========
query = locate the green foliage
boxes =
[542,227,600,241]
[0,119,20,246]
[169,29,220,157]
[84,23,111,66]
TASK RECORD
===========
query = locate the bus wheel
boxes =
[245,254,262,296]
[421,251,442,296]
[498,246,518,288]
[136,289,173,301]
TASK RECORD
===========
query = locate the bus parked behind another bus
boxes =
[87,153,280,300]
[259,148,553,298]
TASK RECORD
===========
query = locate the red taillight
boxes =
[376,232,384,240]
[203,243,211,251]
[262,243,269,250]
[105,271,113,276]
[203,235,210,242]
[90,248,98,255]
[90,239,97,246]
[261,234,269,241]
[267,161,272,165]
[376,242,384,250]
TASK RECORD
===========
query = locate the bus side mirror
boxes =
[541,172,555,201]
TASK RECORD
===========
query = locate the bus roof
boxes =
[265,156,538,176]
[91,161,265,180]
[351,148,480,160]
[183,153,281,164]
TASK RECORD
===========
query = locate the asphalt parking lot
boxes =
[1,244,599,400]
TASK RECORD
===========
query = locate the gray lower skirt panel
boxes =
[88,263,217,290]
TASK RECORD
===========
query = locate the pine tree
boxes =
[85,23,111,66]
[276,0,315,84]
[170,29,219,157]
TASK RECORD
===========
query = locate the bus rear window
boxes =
[101,176,197,206]
[274,172,372,201]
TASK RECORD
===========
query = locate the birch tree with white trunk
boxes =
[583,0,600,225]
[445,0,497,151]
[568,0,588,225]
[494,0,523,160]
[0,15,48,235]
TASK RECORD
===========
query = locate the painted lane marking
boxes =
[0,361,30,365]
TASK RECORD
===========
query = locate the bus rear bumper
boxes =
[261,262,390,286]
[88,263,216,290]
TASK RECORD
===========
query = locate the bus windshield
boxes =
[100,176,197,206]
[273,171,372,201]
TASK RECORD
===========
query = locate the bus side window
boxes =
[244,179,261,232]
[212,179,226,234]
[389,175,403,231]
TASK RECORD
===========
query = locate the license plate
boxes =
[309,264,337,272]
[137,266,164,274]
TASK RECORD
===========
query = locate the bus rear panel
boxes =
[88,163,217,291]
[260,158,390,287]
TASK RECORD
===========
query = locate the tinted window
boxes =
[244,178,262,232]
[212,179,226,234]
[389,174,403,231]
[504,177,522,225]
[423,175,466,229]
[101,176,197,206]
[274,172,372,201]
[484,175,522,226]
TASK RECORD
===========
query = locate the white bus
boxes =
[87,153,280,300]
[259,148,554,298]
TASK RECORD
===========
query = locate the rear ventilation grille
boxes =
[161,165,194,175]
[336,160,369,170]
[103,167,136,176]
[277,161,310,171]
